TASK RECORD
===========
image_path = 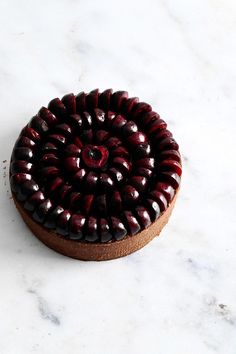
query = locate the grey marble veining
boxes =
[0,0,236,353]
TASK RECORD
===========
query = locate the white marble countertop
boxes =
[0,0,236,353]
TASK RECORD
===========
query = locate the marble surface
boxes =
[0,0,236,353]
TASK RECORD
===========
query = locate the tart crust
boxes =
[13,191,178,261]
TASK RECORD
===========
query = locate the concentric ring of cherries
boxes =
[10,89,182,242]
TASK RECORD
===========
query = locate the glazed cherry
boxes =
[111,216,127,241]
[85,216,99,242]
[10,89,181,243]
[44,206,64,229]
[123,211,141,235]
[56,210,71,236]
[135,206,151,229]
[17,180,39,202]
[24,191,45,212]
[33,199,53,223]
[82,144,109,169]
[69,214,86,240]
[100,218,112,242]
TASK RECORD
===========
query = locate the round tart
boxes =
[10,89,182,261]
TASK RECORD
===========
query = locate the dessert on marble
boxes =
[10,89,182,261]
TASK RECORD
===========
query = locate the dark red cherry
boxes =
[123,211,141,235]
[136,157,155,170]
[10,173,32,193]
[39,153,60,166]
[82,145,109,169]
[48,98,67,119]
[159,159,182,176]
[64,144,81,157]
[38,107,58,126]
[159,171,180,189]
[10,161,33,174]
[145,199,160,221]
[48,177,64,194]
[67,191,82,210]
[129,176,148,192]
[57,184,72,204]
[56,210,71,236]
[24,191,45,212]
[74,136,83,149]
[48,133,66,146]
[113,157,131,174]
[55,123,72,137]
[76,91,87,112]
[100,218,112,242]
[44,206,64,229]
[136,142,151,157]
[99,89,113,110]
[110,190,123,212]
[85,216,99,242]
[39,166,60,180]
[111,91,128,111]
[17,180,39,202]
[99,173,114,190]
[110,146,129,158]
[85,171,99,190]
[149,190,168,212]
[146,119,167,136]
[122,121,138,137]
[106,137,122,149]
[157,137,179,151]
[93,108,105,126]
[132,102,152,118]
[122,97,139,115]
[111,217,127,240]
[83,194,94,215]
[122,185,139,204]
[158,150,181,163]
[95,130,109,144]
[41,142,58,152]
[69,114,83,131]
[109,167,124,183]
[64,157,80,173]
[87,89,99,109]
[81,129,93,143]
[154,128,172,142]
[94,194,107,215]
[155,182,175,203]
[61,93,76,114]
[29,115,49,135]
[14,136,35,149]
[127,132,147,146]
[13,147,33,161]
[73,168,86,184]
[82,111,92,127]
[136,167,153,178]
[138,111,160,126]
[20,126,40,142]
[105,111,116,127]
[135,206,151,229]
[69,214,85,240]
[111,115,127,132]
[33,199,53,223]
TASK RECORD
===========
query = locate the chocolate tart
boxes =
[10,89,182,261]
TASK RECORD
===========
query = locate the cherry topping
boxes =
[10,89,181,243]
